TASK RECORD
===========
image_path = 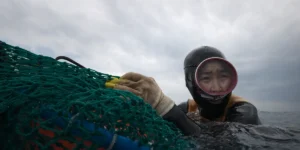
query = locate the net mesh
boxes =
[0,41,195,150]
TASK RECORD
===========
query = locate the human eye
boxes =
[200,76,210,81]
[220,73,230,78]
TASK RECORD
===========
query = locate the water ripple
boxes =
[187,111,300,150]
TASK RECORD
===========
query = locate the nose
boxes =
[210,79,221,92]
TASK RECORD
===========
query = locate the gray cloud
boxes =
[1,0,300,111]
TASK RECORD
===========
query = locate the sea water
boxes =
[191,111,300,150]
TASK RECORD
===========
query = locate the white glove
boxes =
[114,72,175,116]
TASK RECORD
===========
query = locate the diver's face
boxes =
[197,61,232,95]
[195,57,237,97]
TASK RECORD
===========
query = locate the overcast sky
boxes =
[1,0,299,112]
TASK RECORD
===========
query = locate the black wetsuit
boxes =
[162,100,261,136]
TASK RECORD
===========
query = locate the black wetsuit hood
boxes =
[184,46,231,119]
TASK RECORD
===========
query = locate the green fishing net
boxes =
[0,41,196,150]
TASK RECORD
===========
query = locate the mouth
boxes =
[196,90,224,104]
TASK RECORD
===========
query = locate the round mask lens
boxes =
[195,57,237,96]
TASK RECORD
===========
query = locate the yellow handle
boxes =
[105,77,120,88]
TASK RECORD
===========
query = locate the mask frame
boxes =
[194,57,238,97]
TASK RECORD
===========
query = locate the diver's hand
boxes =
[114,72,175,116]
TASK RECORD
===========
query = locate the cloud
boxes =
[1,0,300,111]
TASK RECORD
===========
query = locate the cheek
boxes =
[221,79,231,88]
[198,81,210,90]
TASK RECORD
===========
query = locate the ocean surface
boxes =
[190,111,300,150]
